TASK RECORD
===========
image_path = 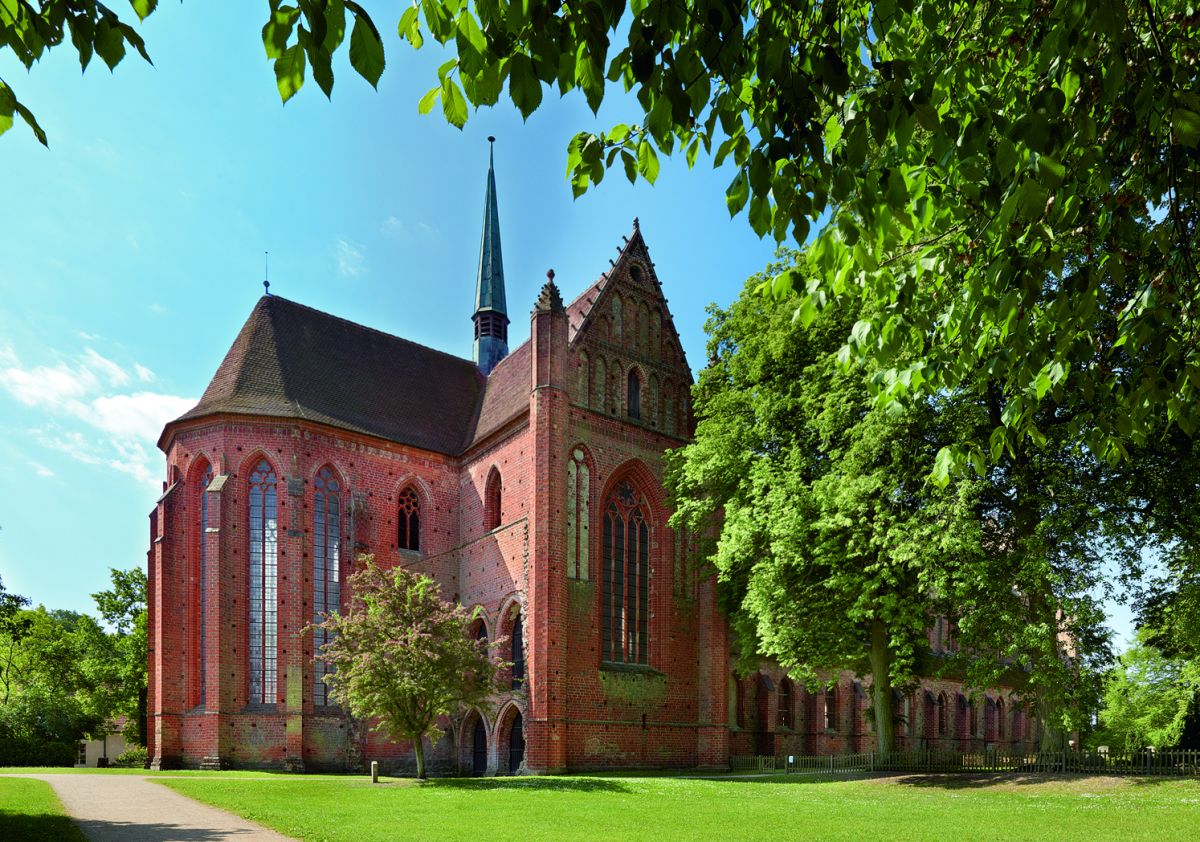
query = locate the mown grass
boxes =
[0,777,86,841]
[156,772,1200,841]
[0,766,356,778]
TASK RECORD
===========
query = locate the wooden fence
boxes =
[729,748,1200,777]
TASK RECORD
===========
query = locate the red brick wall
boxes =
[148,256,1031,773]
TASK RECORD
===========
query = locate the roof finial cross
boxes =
[263,251,271,296]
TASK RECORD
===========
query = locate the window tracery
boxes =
[312,466,340,706]
[601,480,650,664]
[397,487,421,551]
[567,449,590,580]
[248,459,278,706]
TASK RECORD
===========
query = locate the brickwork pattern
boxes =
[148,225,1029,774]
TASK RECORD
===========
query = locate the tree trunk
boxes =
[413,736,426,780]
[869,618,895,756]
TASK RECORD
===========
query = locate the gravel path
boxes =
[4,774,297,841]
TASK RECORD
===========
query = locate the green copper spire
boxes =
[473,136,510,374]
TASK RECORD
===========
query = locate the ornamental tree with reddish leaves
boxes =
[309,555,502,780]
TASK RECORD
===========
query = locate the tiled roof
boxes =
[167,296,488,455]
[567,275,608,343]
[469,339,531,447]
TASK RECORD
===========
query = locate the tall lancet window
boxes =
[397,487,421,551]
[312,466,341,707]
[195,461,213,707]
[601,480,650,665]
[567,448,590,580]
[248,459,278,706]
[627,369,641,420]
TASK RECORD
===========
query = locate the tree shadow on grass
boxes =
[883,772,1189,789]
[0,812,87,842]
[72,818,277,841]
[425,777,633,793]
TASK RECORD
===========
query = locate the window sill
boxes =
[240,703,282,715]
[599,661,663,677]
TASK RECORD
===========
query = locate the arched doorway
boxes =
[472,717,487,776]
[508,712,524,774]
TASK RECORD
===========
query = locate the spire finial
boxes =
[633,216,640,230]
[263,251,270,296]
[473,135,509,374]
[488,135,495,167]
[547,268,555,283]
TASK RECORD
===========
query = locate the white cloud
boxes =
[381,216,405,238]
[82,348,130,387]
[29,461,54,478]
[335,237,365,277]
[0,346,194,488]
[90,392,195,441]
[148,303,167,315]
[379,218,437,244]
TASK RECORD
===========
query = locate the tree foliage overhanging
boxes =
[667,250,1200,750]
[6,0,1200,479]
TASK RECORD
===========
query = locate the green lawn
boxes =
[155,773,1200,841]
[0,766,355,778]
[0,777,86,841]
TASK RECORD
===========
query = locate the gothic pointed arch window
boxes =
[627,369,641,420]
[663,384,675,435]
[592,356,607,413]
[647,373,659,429]
[567,448,590,580]
[996,697,1006,740]
[937,692,948,737]
[397,487,421,552]
[824,686,839,731]
[248,459,278,706]
[638,301,650,354]
[577,350,590,407]
[778,678,794,729]
[510,608,524,689]
[601,480,650,665]
[312,466,341,707]
[484,469,502,532]
[193,460,213,708]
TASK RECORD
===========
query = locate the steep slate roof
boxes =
[165,296,487,455]
[164,222,680,456]
[469,339,531,447]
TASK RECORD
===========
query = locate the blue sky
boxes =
[0,2,1136,650]
[0,2,777,617]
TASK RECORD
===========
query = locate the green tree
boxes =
[667,251,981,753]
[0,574,31,706]
[7,2,1199,470]
[91,566,148,746]
[0,606,109,764]
[309,556,501,779]
[1097,629,1200,751]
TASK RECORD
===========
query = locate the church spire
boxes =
[473,136,509,375]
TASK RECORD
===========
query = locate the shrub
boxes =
[110,746,148,768]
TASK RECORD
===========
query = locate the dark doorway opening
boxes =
[472,717,487,776]
[508,712,524,774]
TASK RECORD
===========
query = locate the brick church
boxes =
[147,144,1036,774]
